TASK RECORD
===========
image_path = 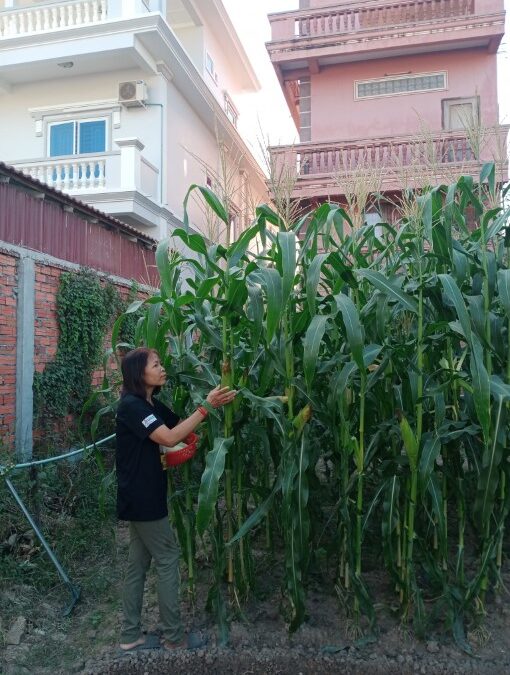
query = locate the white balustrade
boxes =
[0,0,107,38]
[15,157,107,192]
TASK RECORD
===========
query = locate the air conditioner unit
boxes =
[118,80,147,108]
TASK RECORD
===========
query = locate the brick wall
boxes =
[0,246,151,455]
[34,265,60,375]
[0,251,18,451]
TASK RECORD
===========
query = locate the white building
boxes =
[0,0,268,241]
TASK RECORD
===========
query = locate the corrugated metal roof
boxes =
[0,161,161,286]
[0,161,158,246]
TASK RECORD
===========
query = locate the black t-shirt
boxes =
[115,393,179,521]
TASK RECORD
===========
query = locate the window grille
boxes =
[224,92,239,128]
[356,72,446,99]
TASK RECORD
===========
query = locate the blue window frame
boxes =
[79,120,106,154]
[49,119,107,157]
[49,122,74,157]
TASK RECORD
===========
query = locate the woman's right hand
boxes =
[206,385,237,408]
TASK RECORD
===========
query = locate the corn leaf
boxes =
[226,478,281,546]
[306,253,328,316]
[357,270,418,314]
[196,436,234,536]
[490,375,510,400]
[183,184,229,228]
[418,433,441,485]
[278,231,297,309]
[334,293,364,370]
[173,227,208,256]
[480,162,495,195]
[470,336,491,444]
[249,268,283,343]
[303,314,329,391]
[227,222,260,269]
[439,274,472,345]
[497,270,510,319]
[400,415,419,471]
[247,282,264,349]
[427,474,446,547]
[474,398,505,529]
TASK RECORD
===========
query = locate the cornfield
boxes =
[101,163,510,649]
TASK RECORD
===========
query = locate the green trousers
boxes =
[121,517,183,644]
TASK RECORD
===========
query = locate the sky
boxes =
[222,0,299,155]
[223,0,510,159]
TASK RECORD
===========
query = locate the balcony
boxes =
[9,137,163,229]
[0,0,162,86]
[0,0,155,37]
[267,0,505,74]
[269,126,509,199]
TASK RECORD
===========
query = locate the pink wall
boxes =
[310,50,499,142]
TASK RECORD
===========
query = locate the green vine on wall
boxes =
[33,268,123,421]
[118,281,142,348]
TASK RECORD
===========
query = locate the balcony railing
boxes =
[297,134,478,175]
[270,127,509,192]
[11,138,160,198]
[15,155,107,190]
[0,0,151,38]
[298,0,474,38]
[268,0,501,42]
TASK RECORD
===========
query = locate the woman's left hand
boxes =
[206,385,237,408]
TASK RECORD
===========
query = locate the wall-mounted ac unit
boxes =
[118,81,147,108]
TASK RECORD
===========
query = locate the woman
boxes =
[116,347,236,652]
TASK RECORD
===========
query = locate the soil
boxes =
[2,521,510,675]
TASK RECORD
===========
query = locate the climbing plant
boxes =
[34,268,121,421]
[118,281,143,349]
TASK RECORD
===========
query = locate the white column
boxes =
[116,137,144,191]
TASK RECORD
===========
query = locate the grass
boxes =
[0,452,123,673]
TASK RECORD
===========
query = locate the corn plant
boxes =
[101,163,510,648]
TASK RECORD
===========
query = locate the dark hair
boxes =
[121,347,161,398]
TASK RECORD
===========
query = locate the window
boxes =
[442,97,479,131]
[299,77,311,142]
[224,92,239,128]
[205,52,217,83]
[355,72,446,100]
[48,118,107,157]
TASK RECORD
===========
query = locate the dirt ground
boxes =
[2,521,510,675]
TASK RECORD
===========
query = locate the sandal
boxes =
[118,633,160,656]
[162,631,207,650]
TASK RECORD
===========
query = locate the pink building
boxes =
[267,0,508,216]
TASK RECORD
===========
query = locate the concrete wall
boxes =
[172,20,251,121]
[165,77,259,240]
[0,68,163,172]
[173,25,205,76]
[201,22,244,112]
[310,50,499,142]
[0,67,266,240]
